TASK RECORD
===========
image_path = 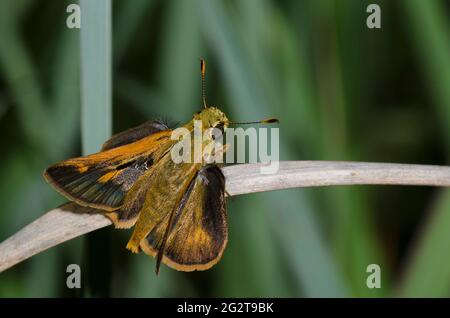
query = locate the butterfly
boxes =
[44,60,278,274]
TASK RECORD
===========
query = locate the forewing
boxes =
[140,165,227,272]
[101,120,169,151]
[44,130,173,212]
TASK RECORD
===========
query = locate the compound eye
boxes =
[215,122,225,131]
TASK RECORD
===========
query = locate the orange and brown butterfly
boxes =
[44,60,278,274]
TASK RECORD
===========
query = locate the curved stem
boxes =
[1,160,450,272]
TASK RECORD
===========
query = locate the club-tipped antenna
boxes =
[228,117,279,125]
[201,59,207,109]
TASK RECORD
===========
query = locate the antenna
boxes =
[201,59,207,109]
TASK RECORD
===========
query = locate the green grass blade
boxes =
[0,1,51,154]
[80,0,112,297]
[80,0,112,154]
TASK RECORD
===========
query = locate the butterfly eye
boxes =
[215,122,225,132]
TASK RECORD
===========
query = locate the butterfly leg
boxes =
[126,204,165,253]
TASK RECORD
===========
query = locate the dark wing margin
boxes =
[140,165,228,272]
[101,120,169,151]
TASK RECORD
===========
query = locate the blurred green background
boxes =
[0,0,450,297]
